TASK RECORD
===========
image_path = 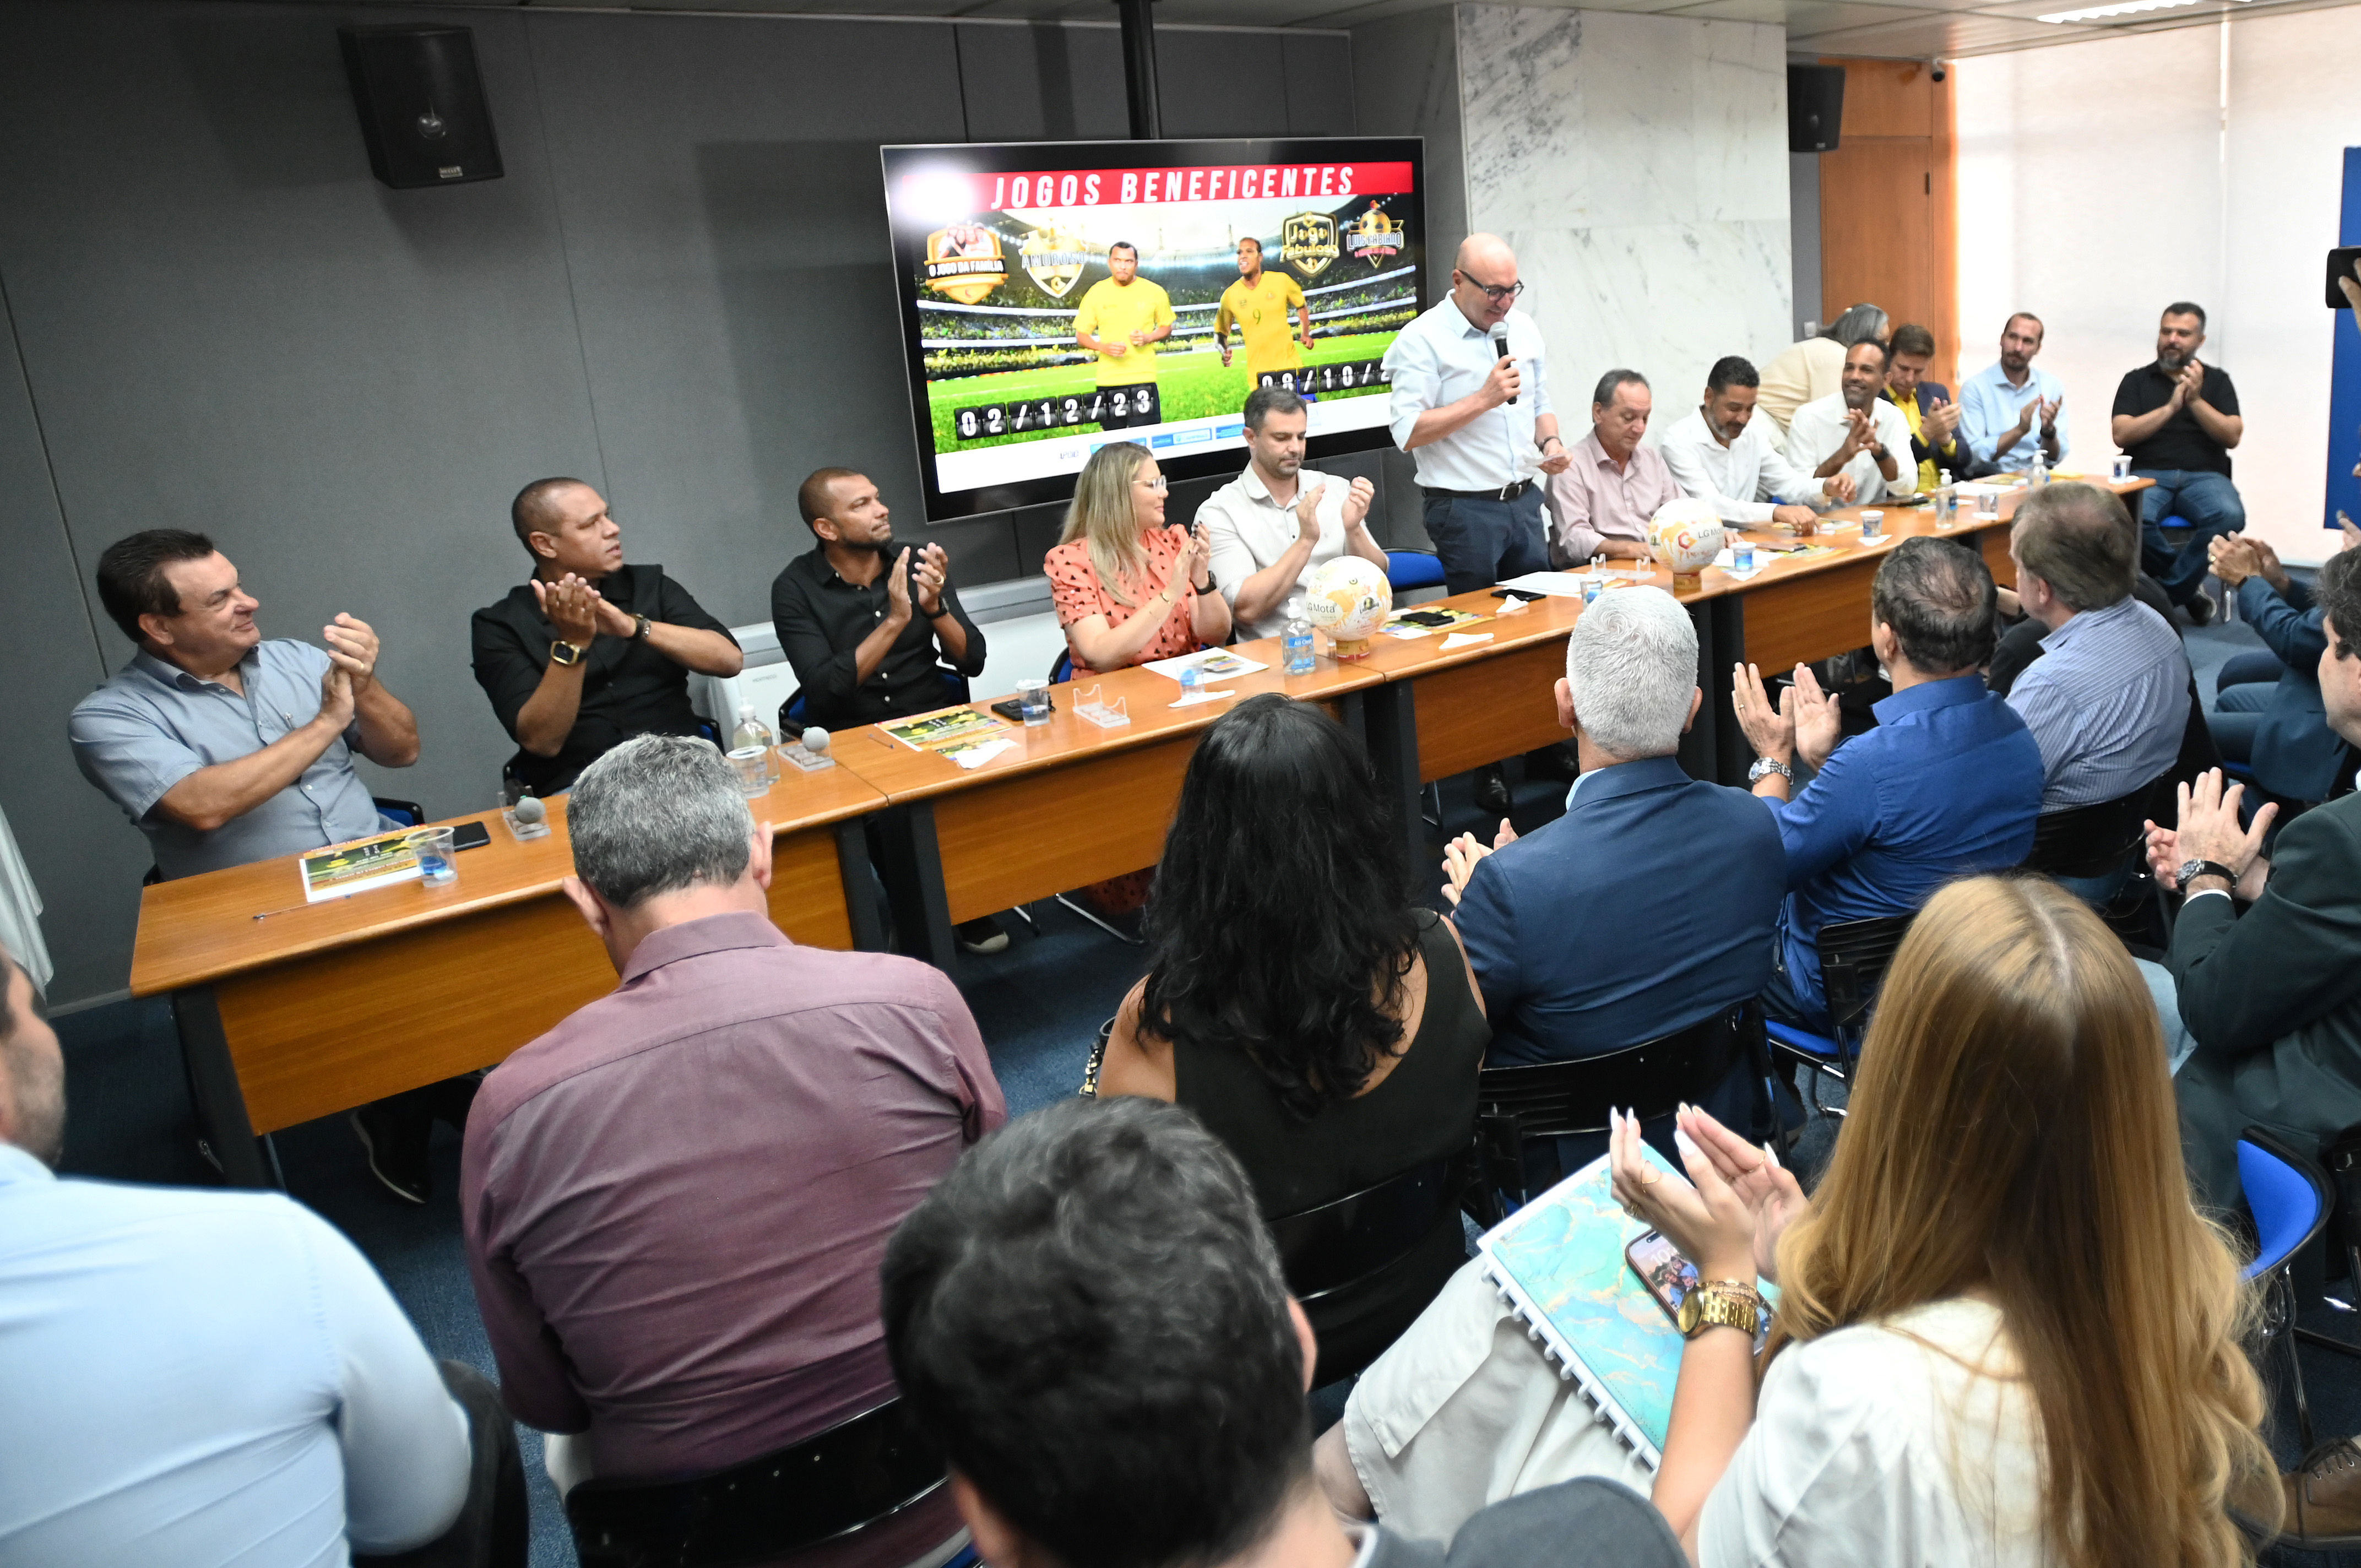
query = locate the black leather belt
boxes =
[1423,481,1533,502]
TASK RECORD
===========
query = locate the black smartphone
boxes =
[449,820,492,852]
[1393,609,1462,627]
[990,695,1051,722]
[2328,246,2361,309]
[1490,587,1546,601]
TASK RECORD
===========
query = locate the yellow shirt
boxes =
[1215,272,1309,379]
[1073,277,1175,387]
[1889,391,1958,492]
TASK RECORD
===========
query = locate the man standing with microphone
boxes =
[1384,233,1575,812]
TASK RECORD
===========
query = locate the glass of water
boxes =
[1018,676,1052,726]
[2111,454,2134,482]
[726,746,770,796]
[408,826,458,886]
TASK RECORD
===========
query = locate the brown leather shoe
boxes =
[2283,1438,2361,1547]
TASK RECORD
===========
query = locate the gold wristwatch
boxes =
[1677,1281,1763,1340]
[550,639,585,666]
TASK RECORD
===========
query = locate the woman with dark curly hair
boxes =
[1092,693,1489,1383]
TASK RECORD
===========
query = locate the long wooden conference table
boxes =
[131,475,2147,1185]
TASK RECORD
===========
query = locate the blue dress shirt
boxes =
[68,641,392,880]
[1959,361,2070,473]
[2004,598,2191,812]
[1456,755,1787,1065]
[1769,676,2045,1028]
[0,1143,470,1565]
[1383,297,1554,492]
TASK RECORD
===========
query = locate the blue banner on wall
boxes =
[2328,147,2361,531]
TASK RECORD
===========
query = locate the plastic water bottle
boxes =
[730,704,775,782]
[1283,597,1316,676]
[2028,445,2048,489]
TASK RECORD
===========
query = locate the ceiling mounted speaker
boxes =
[1787,64,1846,154]
[339,25,503,189]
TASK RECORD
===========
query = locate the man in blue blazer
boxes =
[2208,531,2355,806]
[1443,588,1788,1169]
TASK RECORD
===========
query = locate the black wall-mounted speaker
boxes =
[1787,64,1846,154]
[339,25,503,189]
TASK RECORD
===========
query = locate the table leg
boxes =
[834,817,888,952]
[171,985,272,1189]
[1362,681,1424,875]
[1681,598,1749,785]
[873,802,959,973]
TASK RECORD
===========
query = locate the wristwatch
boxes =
[550,639,585,666]
[1748,756,1794,786]
[1678,1281,1763,1341]
[2178,858,2239,892]
[632,613,652,642]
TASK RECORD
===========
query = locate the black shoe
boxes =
[957,915,1011,955]
[1522,742,1581,783]
[351,1105,431,1205]
[2186,588,2216,626]
[1473,764,1513,821]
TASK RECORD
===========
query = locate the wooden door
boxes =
[1819,58,1959,389]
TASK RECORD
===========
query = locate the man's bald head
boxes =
[1451,233,1521,329]
[512,478,594,552]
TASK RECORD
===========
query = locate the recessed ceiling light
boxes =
[2036,0,2199,21]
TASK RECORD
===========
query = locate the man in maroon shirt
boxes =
[460,735,1003,1567]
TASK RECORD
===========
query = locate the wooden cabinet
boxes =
[1819,57,1960,388]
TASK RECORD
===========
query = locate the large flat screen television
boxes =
[881,137,1427,521]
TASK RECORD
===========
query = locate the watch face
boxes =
[1677,1290,1702,1336]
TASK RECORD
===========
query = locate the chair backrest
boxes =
[1264,1148,1473,1303]
[566,1397,945,1568]
[2239,1127,2333,1281]
[1815,914,1916,1038]
[1049,646,1074,685]
[1385,550,1447,592]
[2021,771,2173,880]
[372,796,427,828]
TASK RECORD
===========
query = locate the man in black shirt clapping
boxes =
[2110,302,2245,623]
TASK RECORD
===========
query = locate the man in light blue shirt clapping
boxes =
[1960,312,2067,475]
[0,942,516,1566]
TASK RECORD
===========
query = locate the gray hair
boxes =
[1825,302,1890,348]
[568,735,754,908]
[1564,587,1697,761]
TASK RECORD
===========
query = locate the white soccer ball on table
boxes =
[1302,555,1394,657]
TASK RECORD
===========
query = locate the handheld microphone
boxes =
[1491,325,1515,404]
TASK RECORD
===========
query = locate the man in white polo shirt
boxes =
[1200,386,1385,640]
[1383,233,1577,814]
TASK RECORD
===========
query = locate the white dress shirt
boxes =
[1784,392,1921,506]
[1658,408,1833,525]
[1701,1298,2046,1567]
[1199,464,1370,639]
[1383,298,1554,492]
[0,1143,472,1565]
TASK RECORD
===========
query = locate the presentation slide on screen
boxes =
[882,138,1426,519]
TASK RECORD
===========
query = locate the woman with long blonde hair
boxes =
[1613,875,2275,1566]
[1044,442,1231,675]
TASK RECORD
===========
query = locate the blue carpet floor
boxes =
[47,606,2360,1564]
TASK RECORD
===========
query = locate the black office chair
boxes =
[1763,913,1916,1114]
[565,1397,963,1568]
[1470,1002,1765,1218]
[1267,1147,1477,1385]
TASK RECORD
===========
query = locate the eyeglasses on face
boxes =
[1135,474,1169,493]
[1461,273,1526,304]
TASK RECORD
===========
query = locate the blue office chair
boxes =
[1386,550,1447,594]
[2241,1127,2336,1451]
[1049,647,1074,685]
[372,797,426,827]
[1763,913,1915,1122]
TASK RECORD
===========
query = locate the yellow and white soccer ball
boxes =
[1303,555,1393,655]
[1647,497,1726,583]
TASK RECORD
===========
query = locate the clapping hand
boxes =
[1787,662,1842,770]
[1732,662,1796,765]
[2340,512,2361,551]
[885,547,915,621]
[913,543,950,616]
[533,573,601,648]
[2038,395,2061,437]
[1440,820,1517,907]
[2175,359,2206,406]
[1342,475,1377,529]
[2168,769,2276,888]
[1608,1106,1763,1284]
[1925,397,1962,444]
[321,612,380,692]
[316,664,356,733]
[2207,535,2257,588]
[1839,406,1875,457]
[2340,256,2361,314]
[1294,481,1328,544]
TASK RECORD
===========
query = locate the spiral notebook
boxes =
[1476,1147,1763,1472]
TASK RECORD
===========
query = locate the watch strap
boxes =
[550,639,584,667]
[632,613,652,642]
[1749,756,1794,785]
[2181,859,2238,888]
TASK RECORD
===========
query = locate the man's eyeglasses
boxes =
[1461,273,1527,305]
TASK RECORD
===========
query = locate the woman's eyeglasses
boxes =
[1136,475,1169,494]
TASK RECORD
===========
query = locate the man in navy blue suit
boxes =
[1442,587,1788,1169]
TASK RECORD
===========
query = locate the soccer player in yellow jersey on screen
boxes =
[1215,237,1314,388]
[1072,241,1175,428]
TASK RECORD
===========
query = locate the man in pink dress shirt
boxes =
[461,735,1005,1568]
[1544,370,1684,569]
